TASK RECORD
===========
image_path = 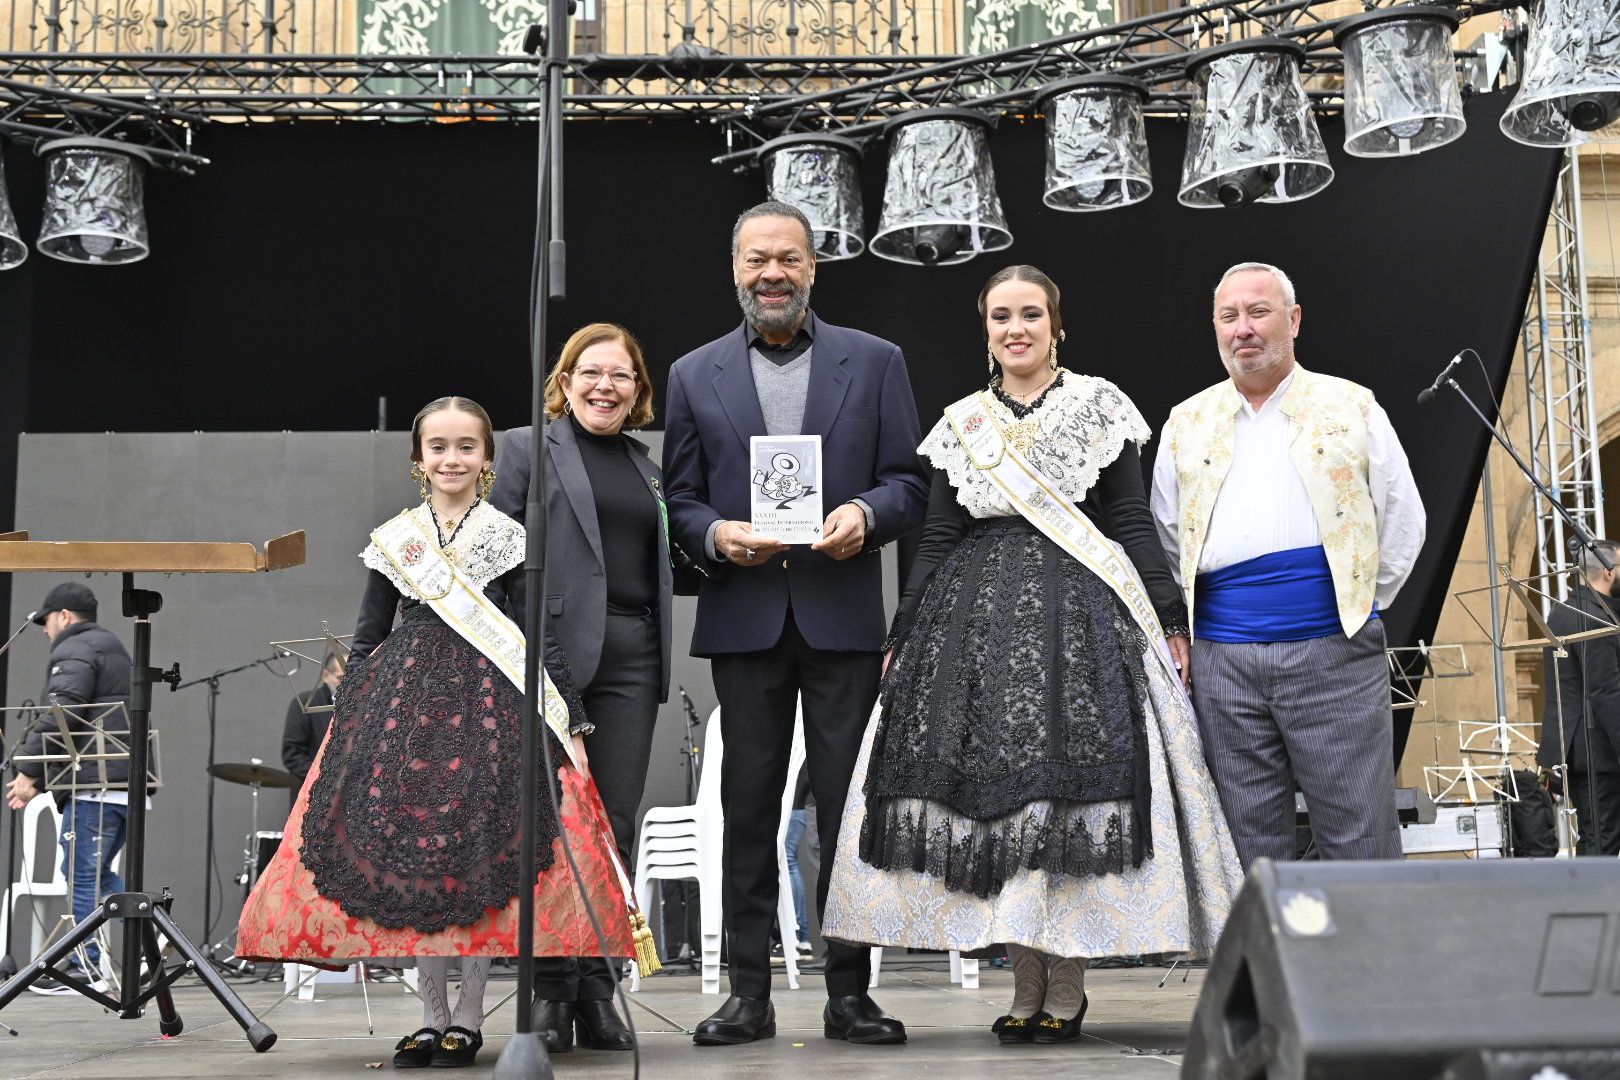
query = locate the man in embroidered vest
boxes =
[662,201,929,1046]
[1149,261,1425,868]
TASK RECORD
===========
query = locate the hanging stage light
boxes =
[870,108,1013,266]
[761,133,865,261]
[1501,0,1620,147]
[0,140,26,270]
[36,137,153,266]
[1037,74,1153,212]
[1179,38,1334,208]
[1335,6,1465,157]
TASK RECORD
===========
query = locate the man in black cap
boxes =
[4,582,135,993]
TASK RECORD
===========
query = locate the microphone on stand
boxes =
[0,612,38,662]
[1416,353,1466,405]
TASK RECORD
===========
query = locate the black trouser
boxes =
[1568,767,1620,856]
[535,610,661,1002]
[709,616,882,1000]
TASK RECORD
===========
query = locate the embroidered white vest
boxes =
[1164,365,1378,637]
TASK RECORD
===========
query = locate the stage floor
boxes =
[0,958,1201,1079]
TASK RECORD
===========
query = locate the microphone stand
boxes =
[499,2,568,1076]
[172,654,280,966]
[1431,367,1612,856]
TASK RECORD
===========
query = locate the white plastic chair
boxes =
[630,702,807,993]
[869,946,979,989]
[1,795,69,963]
[630,706,724,993]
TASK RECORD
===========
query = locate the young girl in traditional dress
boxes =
[238,396,635,1068]
[822,266,1243,1043]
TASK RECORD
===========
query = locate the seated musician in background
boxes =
[281,652,344,795]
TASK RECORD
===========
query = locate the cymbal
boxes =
[209,761,295,789]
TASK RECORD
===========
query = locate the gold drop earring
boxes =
[987,348,996,376]
[479,468,496,501]
[411,463,429,503]
[1048,329,1066,371]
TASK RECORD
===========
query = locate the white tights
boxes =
[1004,944,1086,1020]
[416,956,490,1033]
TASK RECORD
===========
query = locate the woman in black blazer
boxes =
[490,322,674,1053]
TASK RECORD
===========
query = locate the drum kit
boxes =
[205,759,293,897]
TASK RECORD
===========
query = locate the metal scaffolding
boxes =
[1521,145,1608,611]
[0,0,1512,171]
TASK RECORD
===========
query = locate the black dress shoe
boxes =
[430,1026,483,1068]
[992,1013,1041,1044]
[531,998,575,1054]
[823,994,907,1045]
[575,998,634,1050]
[693,996,776,1045]
[1032,994,1088,1044]
[392,1027,440,1068]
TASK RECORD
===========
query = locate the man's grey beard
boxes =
[738,281,811,334]
[1221,340,1290,378]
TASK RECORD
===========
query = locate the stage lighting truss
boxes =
[0,0,1513,137]
[762,133,866,261]
[1335,5,1467,158]
[870,108,1013,266]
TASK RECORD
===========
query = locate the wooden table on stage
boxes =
[0,529,305,1051]
[0,530,305,574]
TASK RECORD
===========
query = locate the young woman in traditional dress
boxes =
[821,266,1243,1043]
[237,396,638,1068]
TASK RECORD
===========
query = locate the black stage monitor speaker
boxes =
[1182,859,1620,1080]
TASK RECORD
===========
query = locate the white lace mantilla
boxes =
[920,371,1152,519]
[360,501,524,600]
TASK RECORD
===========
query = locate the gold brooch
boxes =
[441,1035,462,1051]
[1002,419,1040,454]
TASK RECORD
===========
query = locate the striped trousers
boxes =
[1191,619,1403,868]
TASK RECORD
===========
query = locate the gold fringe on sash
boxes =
[630,911,662,977]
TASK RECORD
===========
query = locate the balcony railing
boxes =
[0,0,963,56]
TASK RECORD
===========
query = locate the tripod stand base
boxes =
[0,891,276,1053]
[493,1031,555,1080]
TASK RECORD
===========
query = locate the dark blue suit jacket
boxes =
[662,316,929,657]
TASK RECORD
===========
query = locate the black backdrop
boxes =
[0,91,1560,753]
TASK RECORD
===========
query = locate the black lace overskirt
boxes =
[861,515,1153,897]
[302,606,560,931]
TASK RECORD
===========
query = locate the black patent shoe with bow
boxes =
[392,1027,440,1068]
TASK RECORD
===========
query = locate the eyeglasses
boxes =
[570,366,637,387]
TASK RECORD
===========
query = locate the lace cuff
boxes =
[1158,598,1191,639]
[543,646,592,735]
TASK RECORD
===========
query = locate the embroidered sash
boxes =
[943,393,1186,696]
[369,509,580,770]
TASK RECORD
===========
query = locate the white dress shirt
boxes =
[1151,370,1425,609]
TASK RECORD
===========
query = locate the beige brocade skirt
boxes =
[822,643,1244,960]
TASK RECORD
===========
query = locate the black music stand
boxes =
[0,531,304,1050]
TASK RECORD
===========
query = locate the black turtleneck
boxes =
[570,414,659,611]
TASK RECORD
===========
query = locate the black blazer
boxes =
[661,317,929,656]
[1539,582,1620,772]
[491,421,674,700]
